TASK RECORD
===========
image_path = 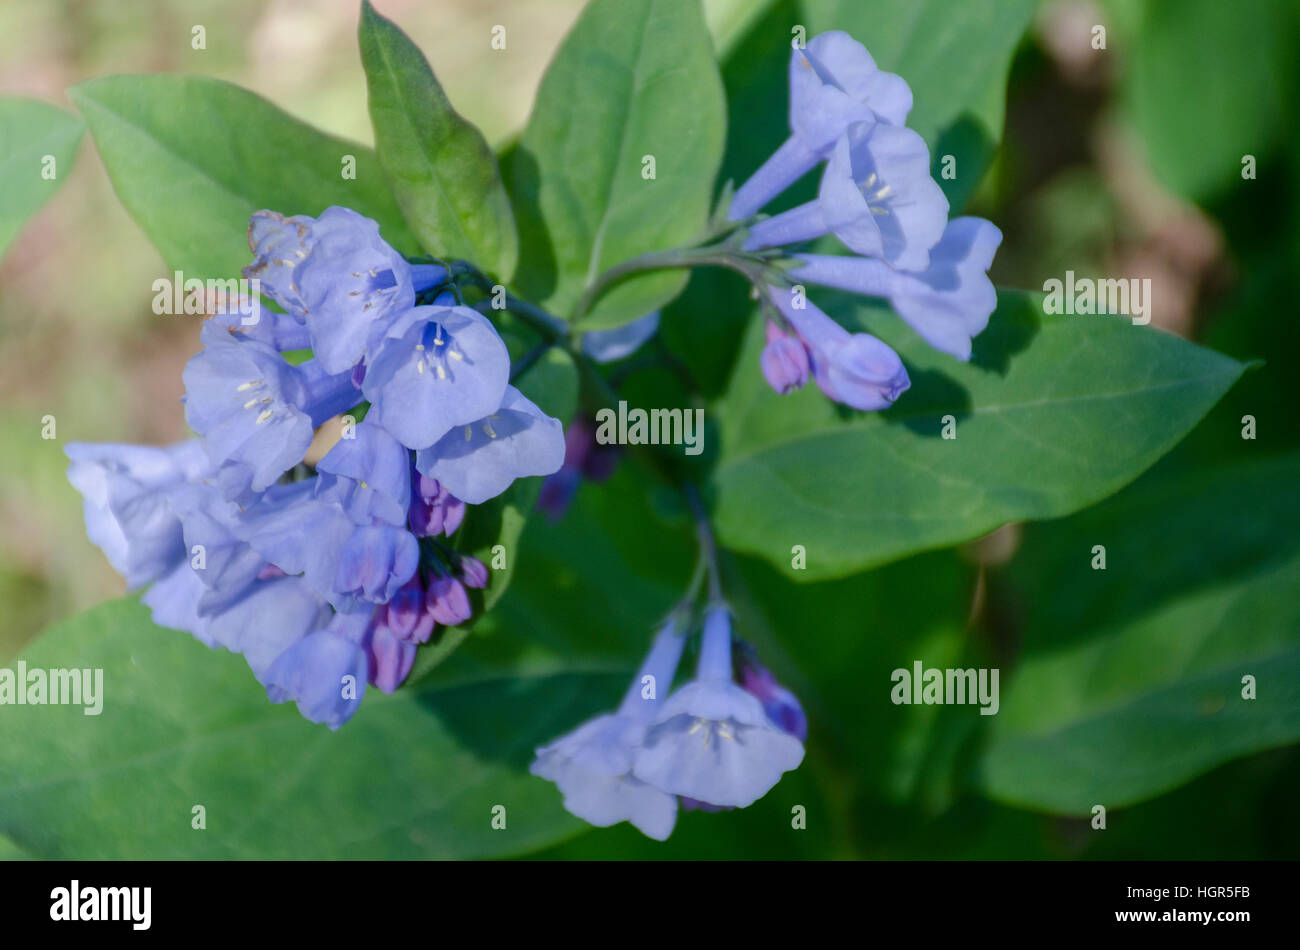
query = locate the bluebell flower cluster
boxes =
[67,207,566,728]
[730,31,1004,405]
[531,605,805,840]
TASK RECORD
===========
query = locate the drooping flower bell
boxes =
[633,606,805,809]
[747,122,948,273]
[182,323,357,504]
[414,385,566,505]
[531,618,688,840]
[789,217,1003,361]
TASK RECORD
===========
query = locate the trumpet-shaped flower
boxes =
[729,31,912,220]
[243,207,445,374]
[64,440,209,589]
[789,217,1003,361]
[633,606,804,809]
[531,619,687,840]
[415,386,566,505]
[263,608,369,730]
[748,122,948,272]
[363,304,511,450]
[183,324,357,503]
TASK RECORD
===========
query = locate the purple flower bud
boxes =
[536,467,580,521]
[426,574,472,626]
[538,416,621,521]
[459,556,489,590]
[367,620,417,694]
[739,658,808,742]
[408,474,466,537]
[769,287,909,410]
[384,575,425,639]
[760,321,811,395]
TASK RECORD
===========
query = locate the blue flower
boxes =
[790,31,912,144]
[633,606,804,809]
[748,122,948,272]
[729,30,912,220]
[414,385,566,505]
[314,421,411,527]
[531,619,687,840]
[205,308,311,352]
[363,304,511,450]
[239,481,417,609]
[64,440,209,589]
[140,560,211,642]
[769,286,910,410]
[243,207,445,374]
[334,524,420,604]
[168,481,268,615]
[263,608,369,730]
[242,210,316,317]
[789,217,1003,361]
[182,323,358,503]
[581,311,660,363]
[203,575,332,684]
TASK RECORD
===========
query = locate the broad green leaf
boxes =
[406,347,579,683]
[359,1,517,277]
[68,75,416,280]
[0,598,620,859]
[508,0,726,329]
[979,454,1300,813]
[801,0,1039,210]
[0,98,83,258]
[1124,0,1296,203]
[711,292,1246,580]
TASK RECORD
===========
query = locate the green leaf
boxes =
[801,0,1038,209]
[408,347,580,683]
[0,597,621,859]
[978,454,1300,813]
[359,1,517,277]
[455,346,578,614]
[68,75,416,280]
[711,292,1246,580]
[0,98,84,258]
[1124,0,1297,203]
[508,0,726,329]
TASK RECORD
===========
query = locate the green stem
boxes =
[571,244,770,327]
[684,483,723,605]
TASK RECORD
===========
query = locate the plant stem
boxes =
[685,483,723,605]
[571,244,770,327]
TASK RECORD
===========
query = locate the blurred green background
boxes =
[2,0,1298,859]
